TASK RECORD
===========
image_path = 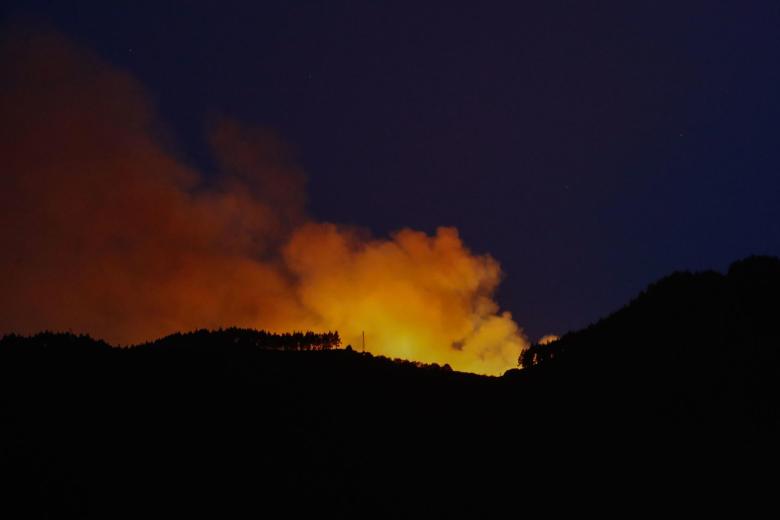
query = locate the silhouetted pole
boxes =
[362,331,365,353]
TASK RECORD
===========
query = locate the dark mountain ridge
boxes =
[520,255,780,435]
[2,256,779,517]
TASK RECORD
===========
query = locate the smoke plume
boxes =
[0,26,528,374]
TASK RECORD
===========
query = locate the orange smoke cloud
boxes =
[285,224,526,374]
[0,26,527,374]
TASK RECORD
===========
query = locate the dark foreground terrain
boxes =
[2,257,780,518]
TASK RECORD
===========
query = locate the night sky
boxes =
[3,1,779,341]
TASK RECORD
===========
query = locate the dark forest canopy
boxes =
[0,328,342,352]
[0,327,461,373]
[138,328,343,352]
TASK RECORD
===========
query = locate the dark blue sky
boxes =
[4,1,779,339]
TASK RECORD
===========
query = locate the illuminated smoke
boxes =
[538,334,560,345]
[285,223,526,375]
[0,26,528,375]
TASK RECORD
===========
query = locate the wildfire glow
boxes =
[286,223,527,374]
[0,26,528,375]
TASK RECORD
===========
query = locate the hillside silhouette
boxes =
[519,255,780,436]
[2,257,779,517]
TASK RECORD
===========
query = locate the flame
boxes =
[0,25,528,375]
[538,334,559,345]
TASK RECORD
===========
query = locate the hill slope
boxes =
[520,255,780,435]
[0,331,517,517]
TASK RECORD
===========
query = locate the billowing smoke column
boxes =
[285,224,526,374]
[0,26,528,375]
